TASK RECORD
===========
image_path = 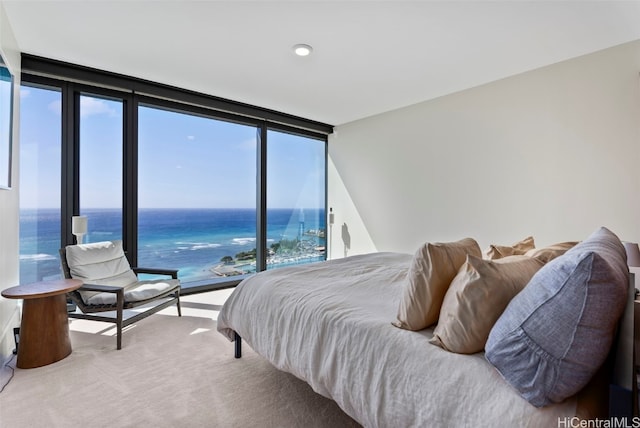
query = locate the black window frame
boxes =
[20,54,331,294]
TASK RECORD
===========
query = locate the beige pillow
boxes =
[430,255,543,354]
[393,238,481,331]
[524,241,579,263]
[484,236,535,260]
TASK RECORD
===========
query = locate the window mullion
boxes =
[256,123,268,272]
[124,94,138,266]
[60,84,79,248]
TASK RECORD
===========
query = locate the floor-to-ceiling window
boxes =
[18,84,62,283]
[79,94,123,242]
[19,55,331,292]
[266,129,326,269]
[137,105,258,283]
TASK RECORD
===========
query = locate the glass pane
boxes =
[79,94,123,243]
[266,130,326,270]
[138,105,257,285]
[19,85,62,282]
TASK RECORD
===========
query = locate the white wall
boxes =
[326,157,376,258]
[0,1,21,361]
[328,40,640,257]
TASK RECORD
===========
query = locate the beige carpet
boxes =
[0,292,360,428]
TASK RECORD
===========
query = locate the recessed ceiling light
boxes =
[293,44,313,57]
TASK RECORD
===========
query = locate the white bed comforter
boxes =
[217,252,577,428]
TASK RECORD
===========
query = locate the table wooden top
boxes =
[1,278,83,300]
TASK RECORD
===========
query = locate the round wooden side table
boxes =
[2,278,83,369]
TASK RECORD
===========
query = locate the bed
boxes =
[217,228,636,427]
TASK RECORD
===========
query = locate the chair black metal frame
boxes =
[59,247,182,350]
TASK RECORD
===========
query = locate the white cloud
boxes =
[48,99,61,116]
[80,97,117,118]
[237,137,257,151]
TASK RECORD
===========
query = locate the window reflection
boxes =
[266,130,327,270]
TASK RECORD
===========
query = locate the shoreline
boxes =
[211,250,326,277]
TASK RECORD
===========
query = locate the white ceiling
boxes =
[3,1,640,126]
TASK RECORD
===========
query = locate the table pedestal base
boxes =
[17,294,72,369]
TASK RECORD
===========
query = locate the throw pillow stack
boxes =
[392,227,629,407]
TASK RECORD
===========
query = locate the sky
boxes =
[19,85,326,210]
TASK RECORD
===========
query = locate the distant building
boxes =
[298,208,305,241]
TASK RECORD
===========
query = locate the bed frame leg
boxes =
[234,332,242,358]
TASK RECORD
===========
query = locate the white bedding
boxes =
[217,252,578,428]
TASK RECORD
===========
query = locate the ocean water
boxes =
[19,207,326,284]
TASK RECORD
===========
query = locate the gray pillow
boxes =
[485,227,629,407]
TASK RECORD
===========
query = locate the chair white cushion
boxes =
[66,240,137,287]
[66,240,178,305]
[83,279,180,306]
